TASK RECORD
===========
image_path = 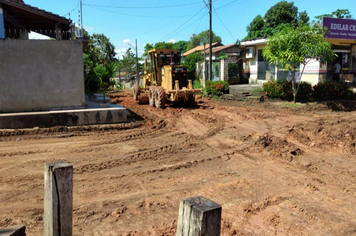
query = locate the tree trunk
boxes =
[292,79,296,103]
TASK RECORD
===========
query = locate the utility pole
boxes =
[209,0,212,81]
[136,39,139,85]
[204,43,207,85]
[78,0,83,37]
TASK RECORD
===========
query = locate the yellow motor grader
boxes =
[133,48,202,108]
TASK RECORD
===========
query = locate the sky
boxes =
[25,0,354,58]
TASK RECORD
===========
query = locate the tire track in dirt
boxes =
[74,132,196,174]
[0,122,144,141]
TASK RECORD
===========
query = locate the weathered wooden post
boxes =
[176,196,222,236]
[44,162,73,236]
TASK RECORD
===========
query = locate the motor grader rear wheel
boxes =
[133,83,140,101]
[155,86,166,108]
[149,86,156,107]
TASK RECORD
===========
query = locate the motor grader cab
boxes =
[133,49,202,108]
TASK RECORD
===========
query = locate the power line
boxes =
[63,3,79,17]
[194,13,208,34]
[213,6,235,41]
[84,5,193,19]
[82,2,202,9]
[202,0,209,10]
[215,0,250,11]
[160,6,207,41]
[170,14,207,40]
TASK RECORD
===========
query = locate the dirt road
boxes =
[1,91,356,235]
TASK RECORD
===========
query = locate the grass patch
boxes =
[283,102,305,108]
[252,87,265,96]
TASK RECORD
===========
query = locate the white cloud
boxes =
[116,39,136,59]
[84,26,94,33]
[168,39,176,44]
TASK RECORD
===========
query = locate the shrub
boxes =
[193,79,203,89]
[263,80,312,101]
[115,82,124,90]
[206,81,229,96]
[263,80,291,99]
[297,82,313,101]
[313,81,352,99]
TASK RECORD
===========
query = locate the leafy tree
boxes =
[143,43,154,57]
[118,48,137,76]
[264,1,299,28]
[262,25,335,103]
[85,33,117,68]
[84,33,117,93]
[143,41,174,58]
[93,62,117,102]
[183,52,203,81]
[173,40,188,54]
[244,1,309,40]
[154,41,174,49]
[298,10,310,25]
[314,9,352,23]
[245,15,265,40]
[186,30,222,50]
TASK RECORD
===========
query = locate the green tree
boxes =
[183,52,203,81]
[154,41,174,49]
[245,15,265,40]
[186,30,222,50]
[143,43,154,57]
[93,62,117,103]
[244,1,309,40]
[264,1,299,28]
[173,40,188,54]
[84,33,117,93]
[314,9,352,23]
[119,48,137,76]
[262,25,335,103]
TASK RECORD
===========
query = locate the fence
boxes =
[1,162,222,236]
[3,28,75,40]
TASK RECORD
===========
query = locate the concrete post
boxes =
[0,5,5,39]
[0,225,26,236]
[176,196,222,236]
[55,22,62,40]
[44,162,73,236]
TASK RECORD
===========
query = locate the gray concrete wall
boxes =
[0,40,85,113]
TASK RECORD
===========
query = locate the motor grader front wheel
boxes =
[154,86,166,108]
[149,86,156,107]
[133,83,140,101]
[187,93,196,105]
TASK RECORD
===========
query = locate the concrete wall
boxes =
[0,40,85,113]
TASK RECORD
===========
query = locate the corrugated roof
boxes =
[211,43,238,53]
[0,0,71,26]
[182,42,221,56]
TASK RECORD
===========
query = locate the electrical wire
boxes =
[63,3,79,17]
[213,6,235,41]
[159,6,207,41]
[84,5,193,19]
[194,13,207,35]
[215,0,250,11]
[82,2,202,9]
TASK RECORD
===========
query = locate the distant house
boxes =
[0,0,85,113]
[183,42,244,85]
[241,17,356,85]
[182,42,223,58]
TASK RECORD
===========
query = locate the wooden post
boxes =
[176,196,222,236]
[44,162,73,236]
